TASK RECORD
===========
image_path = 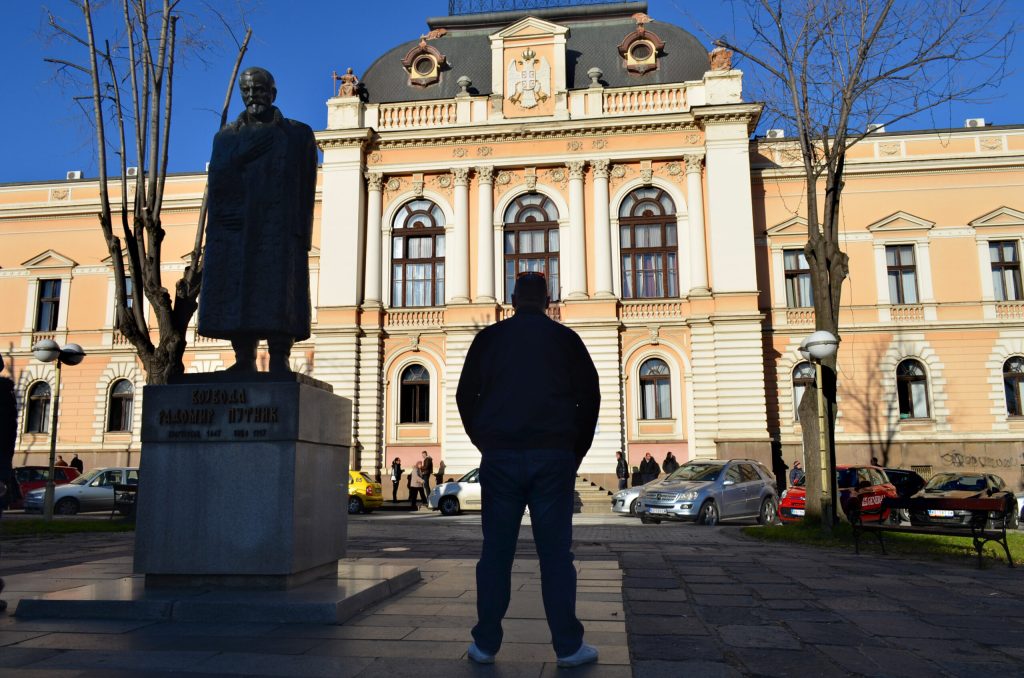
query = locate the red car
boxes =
[778,465,897,523]
[9,466,81,509]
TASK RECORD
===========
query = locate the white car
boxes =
[22,467,139,515]
[428,468,481,516]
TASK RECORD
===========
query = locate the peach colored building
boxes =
[1,3,1022,492]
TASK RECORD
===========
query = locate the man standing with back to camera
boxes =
[457,272,601,668]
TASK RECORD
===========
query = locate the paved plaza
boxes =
[1,513,1022,677]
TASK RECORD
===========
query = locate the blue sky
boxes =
[3,0,1021,184]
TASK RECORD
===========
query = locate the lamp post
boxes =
[800,330,839,529]
[31,340,85,520]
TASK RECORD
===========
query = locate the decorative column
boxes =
[567,160,588,299]
[449,167,471,303]
[591,159,613,298]
[475,166,496,302]
[684,153,709,294]
[364,172,384,306]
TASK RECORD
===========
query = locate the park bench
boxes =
[849,493,1016,568]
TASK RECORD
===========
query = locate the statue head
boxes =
[239,67,277,120]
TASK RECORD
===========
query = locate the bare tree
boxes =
[45,0,252,384]
[717,0,1015,527]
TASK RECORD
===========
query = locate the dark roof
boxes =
[360,13,709,104]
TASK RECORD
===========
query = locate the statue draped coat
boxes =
[198,106,318,341]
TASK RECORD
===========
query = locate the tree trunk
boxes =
[797,385,822,523]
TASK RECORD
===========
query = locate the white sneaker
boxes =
[467,643,496,664]
[557,643,599,668]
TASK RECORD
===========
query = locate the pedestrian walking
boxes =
[434,459,446,486]
[457,272,601,668]
[639,452,660,484]
[390,457,404,503]
[55,455,68,467]
[408,462,428,509]
[662,451,679,475]
[615,451,629,491]
[70,454,84,474]
[789,460,804,485]
[0,356,18,613]
[421,450,434,495]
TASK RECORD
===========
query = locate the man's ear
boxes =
[270,87,278,103]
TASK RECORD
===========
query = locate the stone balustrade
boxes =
[385,308,446,328]
[603,84,688,116]
[891,305,925,322]
[619,300,684,322]
[996,302,1024,320]
[785,308,815,326]
[376,101,458,130]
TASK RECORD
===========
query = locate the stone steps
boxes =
[574,476,613,514]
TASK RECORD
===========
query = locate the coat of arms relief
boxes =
[507,48,550,109]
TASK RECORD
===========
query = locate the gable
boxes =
[21,250,77,269]
[766,216,808,237]
[866,211,935,233]
[970,206,1024,229]
[490,16,569,40]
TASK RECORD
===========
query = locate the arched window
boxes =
[392,200,446,307]
[399,364,430,424]
[1004,357,1024,417]
[792,362,815,422]
[619,187,678,299]
[639,358,671,420]
[503,194,560,303]
[25,381,51,433]
[896,359,929,419]
[107,379,135,432]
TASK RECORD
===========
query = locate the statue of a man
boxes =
[199,67,318,373]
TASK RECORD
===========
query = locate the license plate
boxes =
[648,508,667,514]
[791,509,805,516]
[928,510,955,517]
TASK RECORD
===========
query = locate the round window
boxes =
[630,42,653,61]
[414,56,435,76]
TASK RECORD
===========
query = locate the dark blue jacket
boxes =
[456,307,600,465]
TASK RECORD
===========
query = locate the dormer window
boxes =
[401,38,447,87]
[618,15,664,75]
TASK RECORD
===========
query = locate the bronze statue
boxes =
[199,67,318,373]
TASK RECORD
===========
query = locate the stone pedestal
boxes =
[134,373,351,589]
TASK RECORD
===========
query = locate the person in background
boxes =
[70,454,84,474]
[409,461,428,509]
[421,450,434,495]
[390,457,404,503]
[789,460,804,485]
[870,456,880,467]
[615,451,629,491]
[662,451,679,475]
[434,459,446,487]
[55,456,68,467]
[639,452,660,484]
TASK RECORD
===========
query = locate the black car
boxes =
[883,468,926,524]
[909,473,1018,529]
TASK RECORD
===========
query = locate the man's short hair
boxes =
[241,66,275,89]
[512,272,548,308]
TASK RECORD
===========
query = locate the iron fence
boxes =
[449,0,615,15]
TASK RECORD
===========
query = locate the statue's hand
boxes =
[237,132,274,165]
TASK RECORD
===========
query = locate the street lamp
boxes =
[800,330,839,527]
[31,340,85,520]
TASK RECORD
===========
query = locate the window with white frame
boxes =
[503,194,560,303]
[783,250,813,308]
[106,379,135,432]
[990,241,1022,302]
[639,358,671,420]
[618,187,678,299]
[896,359,929,419]
[392,200,446,307]
[792,361,815,421]
[35,279,61,331]
[886,245,919,304]
[25,381,51,433]
[1003,356,1024,417]
[399,364,430,424]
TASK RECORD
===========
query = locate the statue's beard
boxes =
[246,102,270,117]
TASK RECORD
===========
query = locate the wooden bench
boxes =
[849,494,1016,568]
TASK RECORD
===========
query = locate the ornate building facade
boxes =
[2,2,1023,491]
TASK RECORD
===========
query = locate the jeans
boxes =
[472,448,584,657]
[617,478,627,491]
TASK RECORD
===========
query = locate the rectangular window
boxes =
[990,240,1022,302]
[35,279,61,331]
[783,250,813,308]
[886,245,918,304]
[124,276,134,310]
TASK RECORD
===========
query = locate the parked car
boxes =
[909,473,1018,529]
[779,466,897,523]
[348,470,382,514]
[10,465,80,510]
[611,482,652,516]
[22,467,138,515]
[428,468,481,516]
[636,459,779,526]
[882,467,926,524]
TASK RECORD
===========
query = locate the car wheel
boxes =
[348,496,364,515]
[698,501,719,526]
[640,514,661,525]
[439,496,460,516]
[757,497,777,525]
[629,498,638,516]
[897,508,911,525]
[55,498,79,516]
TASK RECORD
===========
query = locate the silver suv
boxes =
[637,459,778,526]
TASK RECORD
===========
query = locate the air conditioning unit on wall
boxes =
[965,118,986,128]
[126,166,139,177]
[766,129,785,139]
[66,170,82,180]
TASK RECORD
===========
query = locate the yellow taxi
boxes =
[348,470,383,514]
